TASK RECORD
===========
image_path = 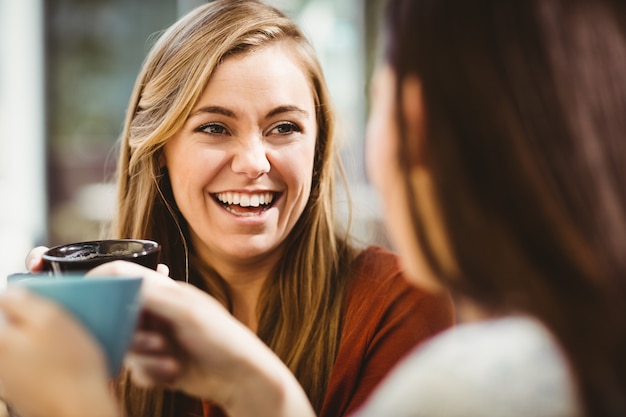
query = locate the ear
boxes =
[401,76,426,165]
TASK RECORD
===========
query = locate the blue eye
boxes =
[269,122,301,135]
[196,123,228,135]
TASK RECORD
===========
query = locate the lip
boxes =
[209,191,282,223]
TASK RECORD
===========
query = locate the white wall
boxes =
[0,0,46,283]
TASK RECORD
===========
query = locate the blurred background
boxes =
[0,0,388,281]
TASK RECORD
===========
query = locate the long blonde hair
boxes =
[112,0,355,414]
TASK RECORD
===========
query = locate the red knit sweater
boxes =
[178,246,455,417]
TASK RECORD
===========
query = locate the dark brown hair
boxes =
[385,0,626,415]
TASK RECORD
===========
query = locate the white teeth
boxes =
[216,192,274,207]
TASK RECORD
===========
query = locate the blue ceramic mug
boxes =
[8,275,143,377]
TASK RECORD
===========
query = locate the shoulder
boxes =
[348,245,409,291]
[347,245,452,311]
[342,246,454,342]
[355,316,582,417]
[351,245,401,273]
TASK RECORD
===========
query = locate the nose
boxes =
[231,139,270,178]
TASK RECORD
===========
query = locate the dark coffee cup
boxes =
[42,239,160,275]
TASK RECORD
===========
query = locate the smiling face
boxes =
[164,42,317,270]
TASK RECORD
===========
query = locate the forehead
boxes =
[215,43,309,86]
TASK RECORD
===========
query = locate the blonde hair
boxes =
[113,0,355,415]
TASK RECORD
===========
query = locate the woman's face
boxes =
[366,65,443,292]
[164,43,317,267]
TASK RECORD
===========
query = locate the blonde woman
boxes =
[2,1,453,417]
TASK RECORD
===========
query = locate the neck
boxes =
[195,245,282,333]
[453,295,496,324]
[227,275,265,332]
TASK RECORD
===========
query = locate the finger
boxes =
[25,246,48,272]
[129,331,170,354]
[88,261,175,286]
[87,260,150,277]
[140,279,218,319]
[156,264,170,276]
[0,289,82,336]
[0,313,23,356]
[125,353,181,386]
[0,288,43,324]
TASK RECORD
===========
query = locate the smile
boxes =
[213,191,277,217]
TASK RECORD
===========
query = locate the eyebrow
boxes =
[189,105,310,120]
[189,106,236,119]
[266,105,309,119]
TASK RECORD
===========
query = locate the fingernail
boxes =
[26,257,36,271]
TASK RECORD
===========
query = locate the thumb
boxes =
[156,264,170,276]
[25,246,49,272]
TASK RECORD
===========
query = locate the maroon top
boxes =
[178,246,455,417]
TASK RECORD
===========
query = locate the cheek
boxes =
[366,106,398,199]
[302,141,317,173]
[164,143,220,204]
[296,146,316,206]
[366,88,415,266]
[268,141,316,218]
[367,112,401,224]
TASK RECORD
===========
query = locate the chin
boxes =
[225,239,281,260]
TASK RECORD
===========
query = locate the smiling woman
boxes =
[101,1,454,417]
